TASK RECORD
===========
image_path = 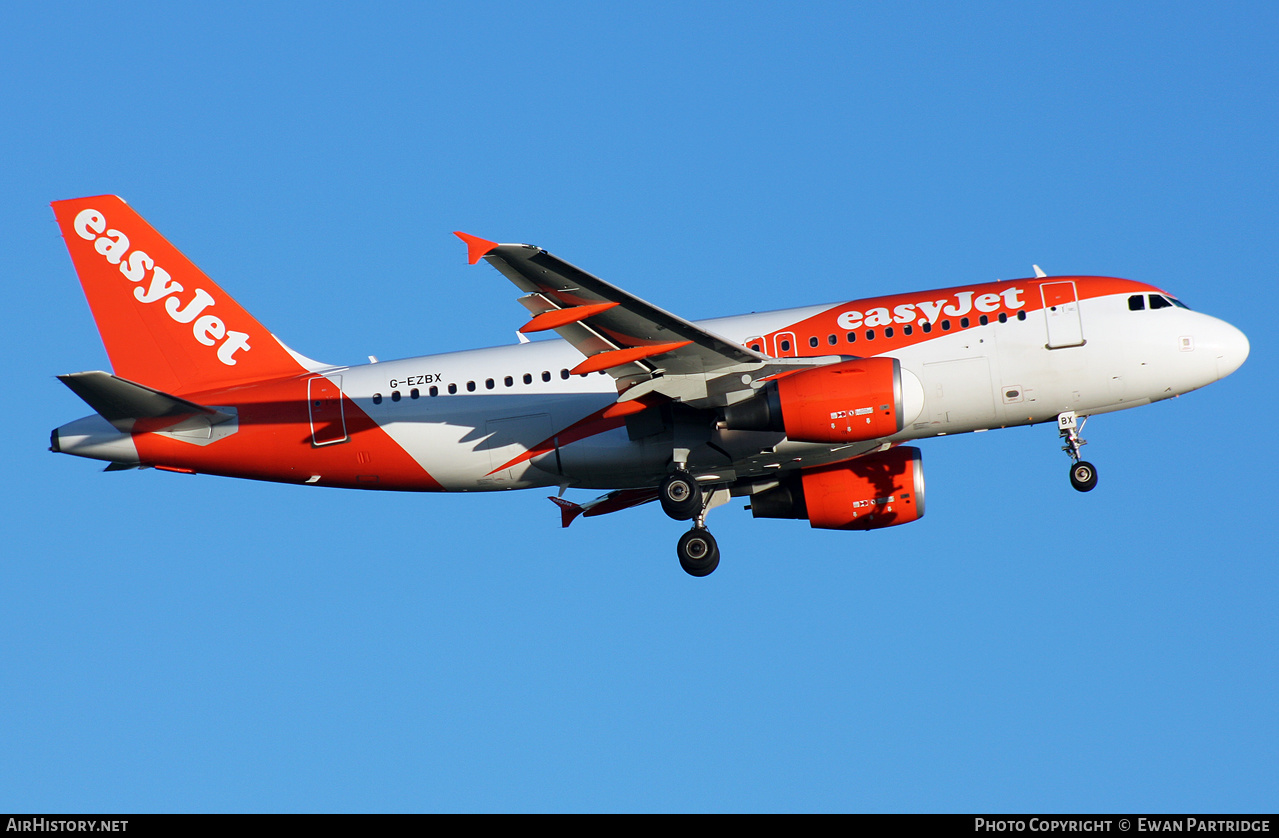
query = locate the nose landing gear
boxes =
[1058,411,1098,492]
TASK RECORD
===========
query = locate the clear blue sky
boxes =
[2,1,1274,812]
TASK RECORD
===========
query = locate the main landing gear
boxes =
[1058,411,1098,493]
[677,527,720,577]
[660,469,722,577]
[659,470,702,521]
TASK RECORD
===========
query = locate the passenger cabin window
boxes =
[998,313,1008,323]
[485,378,494,390]
[429,386,438,397]
[904,324,914,336]
[809,336,819,348]
[410,388,419,399]
[523,373,532,385]
[391,391,401,402]
[373,393,383,405]
[1016,311,1026,321]
[779,339,791,352]
[885,326,894,338]
[846,332,856,343]
[466,381,476,392]
[541,371,551,382]
[504,376,513,387]
[448,383,457,395]
[1129,294,1146,311]
[561,369,570,379]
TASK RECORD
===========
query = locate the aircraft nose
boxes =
[1212,320,1249,381]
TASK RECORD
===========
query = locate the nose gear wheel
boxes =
[1069,461,1098,492]
[1058,411,1099,492]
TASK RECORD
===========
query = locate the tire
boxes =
[677,528,720,577]
[659,471,703,521]
[1069,461,1098,492]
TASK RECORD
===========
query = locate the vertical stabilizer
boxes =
[52,196,306,395]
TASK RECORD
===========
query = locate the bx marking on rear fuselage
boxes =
[50,196,1250,576]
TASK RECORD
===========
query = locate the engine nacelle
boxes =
[749,446,925,530]
[724,357,923,444]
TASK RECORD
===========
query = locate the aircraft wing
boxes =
[457,233,841,407]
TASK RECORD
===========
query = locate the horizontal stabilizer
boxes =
[58,370,231,432]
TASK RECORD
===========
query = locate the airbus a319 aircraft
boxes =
[50,196,1249,576]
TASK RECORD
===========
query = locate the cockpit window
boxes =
[1132,293,1191,311]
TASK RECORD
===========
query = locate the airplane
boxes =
[49,195,1250,576]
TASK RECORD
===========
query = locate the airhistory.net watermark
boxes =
[6,820,128,832]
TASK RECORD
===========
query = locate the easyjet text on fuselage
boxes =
[835,286,1026,331]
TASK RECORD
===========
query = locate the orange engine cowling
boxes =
[749,446,925,530]
[724,357,906,444]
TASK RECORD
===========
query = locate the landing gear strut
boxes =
[1058,411,1098,492]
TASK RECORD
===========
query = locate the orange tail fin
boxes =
[52,195,307,395]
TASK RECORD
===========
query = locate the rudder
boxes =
[52,195,306,395]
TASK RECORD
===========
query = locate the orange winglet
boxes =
[548,496,584,528]
[453,231,499,265]
[569,341,693,375]
[519,301,620,334]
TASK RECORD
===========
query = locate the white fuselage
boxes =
[312,285,1247,491]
